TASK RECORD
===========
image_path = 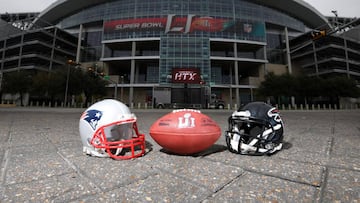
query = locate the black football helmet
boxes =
[225,102,284,155]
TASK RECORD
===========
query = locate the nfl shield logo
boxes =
[243,23,252,33]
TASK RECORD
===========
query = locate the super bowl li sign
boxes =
[104,14,235,34]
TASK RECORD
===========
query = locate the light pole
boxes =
[331,10,338,31]
[0,71,3,103]
[64,63,70,106]
[120,75,124,101]
[88,66,118,100]
[331,10,350,79]
[64,59,80,107]
[0,71,3,92]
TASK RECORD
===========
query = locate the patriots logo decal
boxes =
[81,110,103,130]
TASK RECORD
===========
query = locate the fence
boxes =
[1,100,359,110]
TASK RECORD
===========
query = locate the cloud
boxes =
[303,0,358,17]
[0,0,54,13]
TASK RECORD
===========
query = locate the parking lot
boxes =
[0,108,359,202]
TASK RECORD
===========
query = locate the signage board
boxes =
[172,68,201,84]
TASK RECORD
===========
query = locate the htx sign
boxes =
[172,68,201,84]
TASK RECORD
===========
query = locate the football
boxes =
[149,109,221,155]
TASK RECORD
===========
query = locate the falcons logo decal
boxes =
[81,110,103,130]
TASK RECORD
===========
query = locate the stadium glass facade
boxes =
[51,0,310,107]
[4,0,342,108]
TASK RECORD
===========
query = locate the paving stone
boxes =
[2,172,96,202]
[143,151,244,192]
[68,155,155,191]
[4,144,73,184]
[205,171,319,202]
[205,150,324,187]
[322,168,360,202]
[78,172,212,202]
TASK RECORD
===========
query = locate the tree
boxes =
[31,72,49,96]
[322,76,360,106]
[27,64,109,106]
[295,76,323,105]
[81,69,108,105]
[47,66,108,105]
[2,71,32,106]
[278,74,297,105]
[257,73,297,105]
[258,74,359,107]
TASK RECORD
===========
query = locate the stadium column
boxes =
[129,41,136,108]
[343,36,350,78]
[18,33,24,67]
[49,28,57,72]
[233,42,240,107]
[76,24,83,63]
[0,40,5,92]
[263,46,268,74]
[285,27,295,106]
[229,67,233,108]
[284,27,292,74]
[312,41,319,76]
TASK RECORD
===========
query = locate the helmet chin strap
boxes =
[114,146,123,156]
[230,133,241,152]
[85,138,124,157]
[83,146,108,158]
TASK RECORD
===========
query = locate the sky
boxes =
[0,0,358,18]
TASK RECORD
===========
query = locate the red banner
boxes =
[103,15,265,39]
[172,68,201,84]
[104,15,236,34]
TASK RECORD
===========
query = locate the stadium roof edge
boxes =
[33,0,331,29]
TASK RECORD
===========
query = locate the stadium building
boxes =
[1,0,359,108]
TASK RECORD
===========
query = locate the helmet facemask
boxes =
[89,119,145,160]
[226,110,283,155]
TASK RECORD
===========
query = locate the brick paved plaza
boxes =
[0,108,359,202]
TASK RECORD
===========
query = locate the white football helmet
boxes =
[79,99,145,159]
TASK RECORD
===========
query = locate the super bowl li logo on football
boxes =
[178,113,195,128]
